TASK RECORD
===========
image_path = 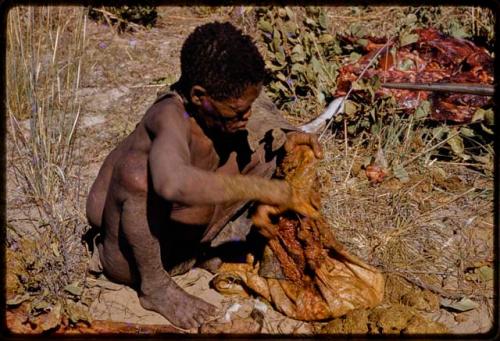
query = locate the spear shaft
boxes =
[381,82,494,96]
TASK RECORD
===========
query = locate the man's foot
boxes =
[139,279,217,329]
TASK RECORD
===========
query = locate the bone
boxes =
[298,96,345,134]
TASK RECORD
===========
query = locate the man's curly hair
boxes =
[173,22,266,101]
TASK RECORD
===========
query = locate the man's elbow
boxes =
[155,180,185,202]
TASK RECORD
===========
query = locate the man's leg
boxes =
[120,195,217,329]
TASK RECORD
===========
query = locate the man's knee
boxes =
[86,188,103,228]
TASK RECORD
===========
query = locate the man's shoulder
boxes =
[145,94,189,132]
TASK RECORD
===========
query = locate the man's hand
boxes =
[252,185,320,239]
[252,204,281,239]
[284,132,323,159]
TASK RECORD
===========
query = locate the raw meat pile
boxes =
[335,28,494,123]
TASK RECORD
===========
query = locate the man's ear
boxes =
[190,85,207,107]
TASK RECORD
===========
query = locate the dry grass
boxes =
[6,6,89,322]
[326,6,494,43]
[314,7,495,310]
[317,116,494,303]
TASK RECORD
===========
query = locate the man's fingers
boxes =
[311,192,321,210]
[293,202,320,219]
[301,133,323,159]
[310,136,323,159]
[252,205,281,238]
[285,132,323,159]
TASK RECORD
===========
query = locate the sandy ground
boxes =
[88,268,313,334]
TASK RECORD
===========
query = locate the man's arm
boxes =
[144,102,308,212]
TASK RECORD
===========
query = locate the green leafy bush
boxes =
[256,7,341,121]
[89,5,158,31]
[256,6,494,172]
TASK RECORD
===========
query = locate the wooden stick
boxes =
[381,82,494,96]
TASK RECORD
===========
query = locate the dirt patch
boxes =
[320,304,448,335]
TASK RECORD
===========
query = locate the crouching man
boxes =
[86,22,322,329]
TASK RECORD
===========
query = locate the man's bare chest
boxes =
[188,120,252,176]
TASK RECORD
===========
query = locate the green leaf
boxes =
[362,156,372,168]
[349,52,362,62]
[393,164,410,183]
[291,63,306,75]
[481,123,494,135]
[447,134,464,154]
[7,293,30,306]
[449,20,468,39]
[275,50,286,65]
[460,127,475,138]
[441,297,479,312]
[318,11,327,29]
[471,153,492,167]
[484,108,494,125]
[432,126,449,139]
[399,58,415,71]
[477,266,493,282]
[447,134,470,160]
[305,66,315,82]
[351,80,365,91]
[311,56,322,74]
[357,38,369,47]
[305,17,317,27]
[405,13,417,24]
[414,100,430,120]
[285,7,294,19]
[344,100,358,115]
[258,19,273,33]
[64,282,83,296]
[272,29,281,52]
[150,77,168,85]
[370,75,381,90]
[275,72,287,82]
[349,23,366,37]
[266,60,286,72]
[360,117,371,129]
[51,242,61,257]
[472,108,494,125]
[471,108,486,122]
[66,301,92,325]
[284,21,297,39]
[33,300,50,312]
[319,34,334,44]
[399,33,419,46]
[274,81,289,94]
[371,122,381,135]
[291,44,305,63]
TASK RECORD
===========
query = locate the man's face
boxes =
[199,83,262,134]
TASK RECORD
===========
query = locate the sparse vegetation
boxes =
[89,5,158,31]
[7,6,90,330]
[253,6,494,173]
